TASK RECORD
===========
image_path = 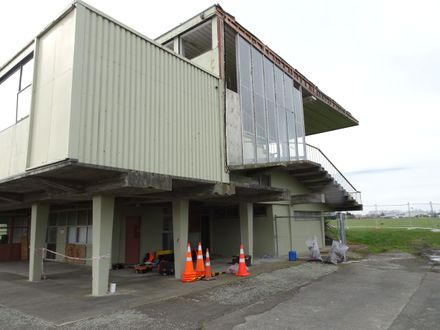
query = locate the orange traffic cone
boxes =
[203,248,215,280]
[181,243,197,282]
[195,242,205,277]
[236,244,250,277]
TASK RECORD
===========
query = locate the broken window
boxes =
[180,20,212,60]
[224,24,237,92]
[264,58,279,162]
[0,53,34,132]
[293,86,306,158]
[234,36,306,166]
[238,36,256,164]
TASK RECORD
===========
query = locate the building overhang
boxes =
[155,4,360,135]
[0,160,289,211]
[303,96,359,135]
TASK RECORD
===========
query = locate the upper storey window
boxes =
[180,20,212,60]
[0,53,34,132]
[236,36,306,165]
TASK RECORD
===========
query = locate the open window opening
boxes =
[163,39,174,52]
[180,20,212,60]
[224,24,237,92]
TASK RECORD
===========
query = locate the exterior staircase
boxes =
[288,144,362,211]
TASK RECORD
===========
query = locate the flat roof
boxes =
[156,4,359,134]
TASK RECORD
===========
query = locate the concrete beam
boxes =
[86,172,172,193]
[291,193,325,205]
[147,183,235,200]
[92,195,115,296]
[239,202,253,257]
[172,199,189,280]
[0,192,23,203]
[29,203,49,281]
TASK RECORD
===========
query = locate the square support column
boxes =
[29,203,49,281]
[92,195,115,296]
[239,202,253,257]
[172,199,189,279]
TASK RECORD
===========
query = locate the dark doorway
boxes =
[201,215,211,251]
[125,216,140,264]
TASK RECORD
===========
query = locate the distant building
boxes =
[0,1,361,295]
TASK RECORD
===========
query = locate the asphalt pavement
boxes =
[0,253,438,329]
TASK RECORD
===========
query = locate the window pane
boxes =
[162,232,173,250]
[252,48,268,163]
[57,213,67,226]
[78,227,87,244]
[46,227,57,244]
[13,227,27,243]
[68,227,77,243]
[163,216,172,231]
[0,69,20,131]
[0,223,9,244]
[14,217,28,227]
[263,58,278,162]
[78,211,88,226]
[87,210,93,225]
[274,67,288,161]
[293,87,306,158]
[16,86,32,121]
[287,110,297,160]
[68,212,77,226]
[20,58,34,90]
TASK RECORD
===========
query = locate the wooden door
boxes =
[125,216,140,264]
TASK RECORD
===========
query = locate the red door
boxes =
[125,216,140,264]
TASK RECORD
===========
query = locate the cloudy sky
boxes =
[1,0,439,211]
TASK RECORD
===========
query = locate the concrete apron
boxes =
[0,257,294,325]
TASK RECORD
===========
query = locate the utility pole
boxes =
[430,201,434,216]
[407,202,411,217]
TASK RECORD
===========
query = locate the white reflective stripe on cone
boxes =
[186,257,192,261]
[240,249,244,254]
[197,255,203,259]
[187,246,191,252]
[239,258,245,263]
[206,262,210,266]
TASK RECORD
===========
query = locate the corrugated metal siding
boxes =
[71,5,224,182]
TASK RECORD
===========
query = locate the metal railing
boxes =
[305,144,362,205]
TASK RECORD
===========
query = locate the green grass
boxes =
[329,217,440,229]
[327,217,440,254]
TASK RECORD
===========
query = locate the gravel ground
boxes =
[200,262,337,305]
[0,305,54,330]
[63,310,155,330]
[0,262,338,330]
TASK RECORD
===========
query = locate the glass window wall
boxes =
[235,36,306,166]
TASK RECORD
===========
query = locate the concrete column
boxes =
[172,199,189,279]
[29,203,49,281]
[239,202,253,257]
[92,195,115,296]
